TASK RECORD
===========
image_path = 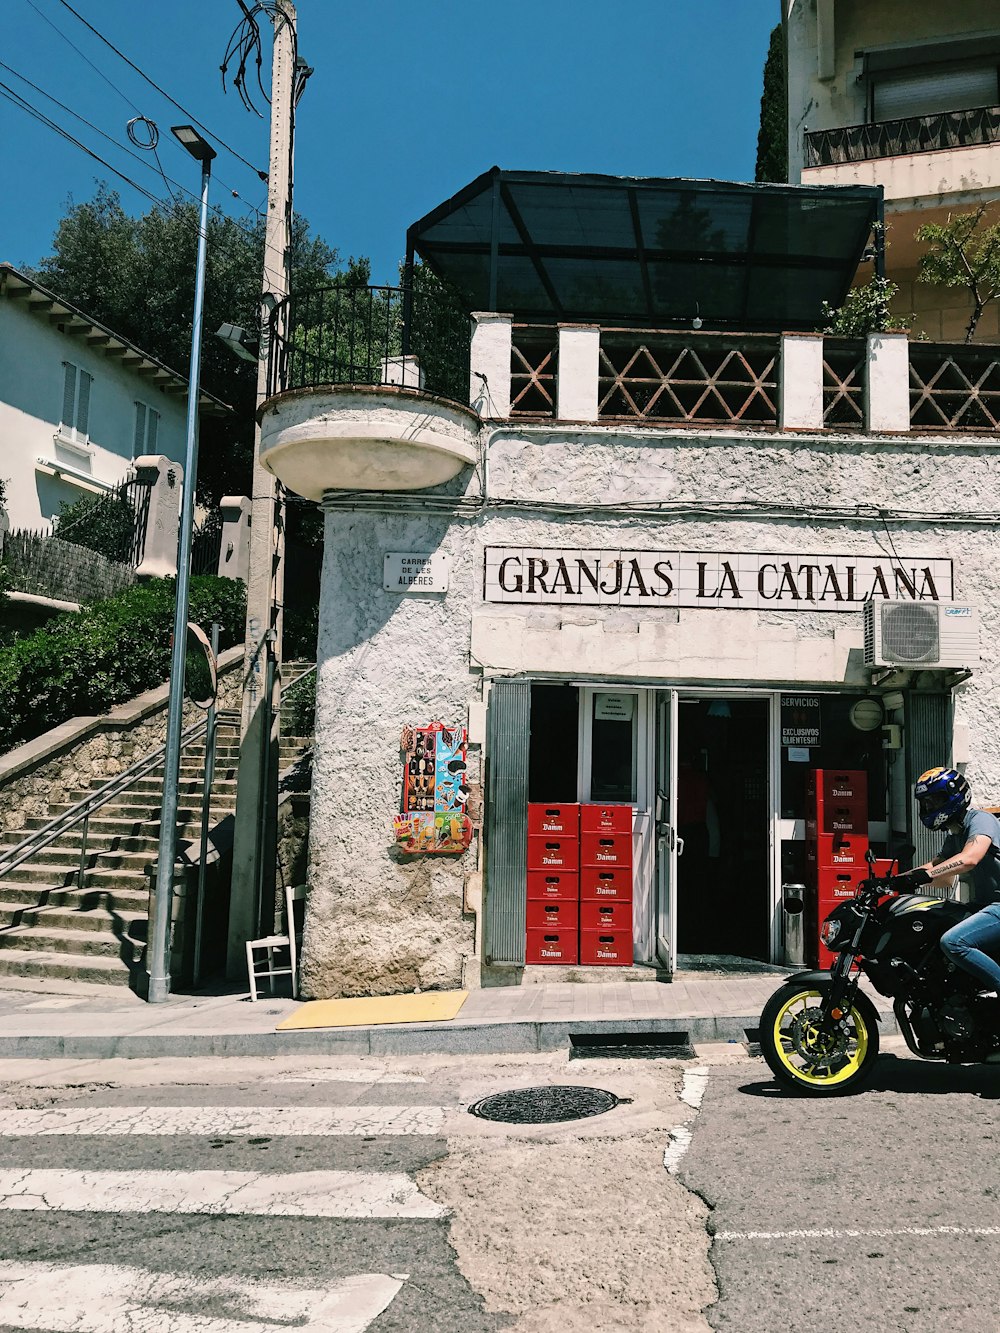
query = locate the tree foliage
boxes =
[756,24,787,184]
[916,206,1000,343]
[32,185,363,503]
[53,492,137,564]
[0,575,246,755]
[820,277,904,337]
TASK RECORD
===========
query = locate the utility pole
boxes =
[227,1,296,979]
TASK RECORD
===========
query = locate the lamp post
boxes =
[147,124,216,1004]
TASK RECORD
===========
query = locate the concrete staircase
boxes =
[0,666,315,989]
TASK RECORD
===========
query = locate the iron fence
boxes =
[510,326,558,417]
[265,282,470,404]
[805,104,1000,167]
[598,330,779,426]
[52,472,147,568]
[191,509,224,576]
[822,338,866,429]
[910,342,1000,431]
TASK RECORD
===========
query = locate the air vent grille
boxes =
[880,602,941,664]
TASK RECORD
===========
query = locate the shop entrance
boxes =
[669,697,771,967]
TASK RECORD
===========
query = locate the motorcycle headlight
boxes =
[821,918,841,946]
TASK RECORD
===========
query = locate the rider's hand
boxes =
[888,868,932,891]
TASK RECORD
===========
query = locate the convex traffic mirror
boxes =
[184,622,217,709]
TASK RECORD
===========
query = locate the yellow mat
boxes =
[277,990,468,1030]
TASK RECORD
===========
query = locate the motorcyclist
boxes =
[892,767,1000,996]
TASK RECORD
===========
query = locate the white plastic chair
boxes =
[245,884,306,1001]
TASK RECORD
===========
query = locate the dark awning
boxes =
[407,168,883,331]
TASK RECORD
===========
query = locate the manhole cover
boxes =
[467,1085,622,1124]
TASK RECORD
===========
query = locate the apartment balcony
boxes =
[258,284,479,500]
[802,106,1000,252]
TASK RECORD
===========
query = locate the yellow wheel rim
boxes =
[771,989,869,1087]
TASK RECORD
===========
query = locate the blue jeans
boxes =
[940,902,1000,991]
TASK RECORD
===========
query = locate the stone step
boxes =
[19,814,227,839]
[66,778,237,801]
[0,883,148,912]
[0,925,144,962]
[0,950,134,986]
[1,834,159,857]
[0,846,155,872]
[3,863,148,889]
[44,799,235,821]
[0,903,147,935]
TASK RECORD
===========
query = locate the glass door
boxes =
[655,689,679,972]
[578,689,655,964]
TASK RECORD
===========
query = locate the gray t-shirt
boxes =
[939,808,1000,904]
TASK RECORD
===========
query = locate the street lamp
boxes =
[147,125,217,1004]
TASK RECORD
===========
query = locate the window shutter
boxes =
[147,408,159,452]
[133,403,146,458]
[874,66,999,121]
[76,371,92,439]
[61,363,77,431]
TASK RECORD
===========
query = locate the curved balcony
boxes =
[258,283,477,499]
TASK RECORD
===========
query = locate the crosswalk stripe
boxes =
[0,1262,406,1332]
[0,1169,447,1219]
[0,1105,449,1136]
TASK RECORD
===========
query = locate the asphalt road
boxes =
[0,1048,715,1332]
[680,1036,1000,1333]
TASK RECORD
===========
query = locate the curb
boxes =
[0,1009,899,1060]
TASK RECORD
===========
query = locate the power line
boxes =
[19,0,260,206]
[53,0,268,180]
[1,77,295,277]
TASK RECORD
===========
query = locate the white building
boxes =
[786,0,1000,340]
[258,169,1000,999]
[0,263,201,532]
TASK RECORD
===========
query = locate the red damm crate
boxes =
[807,834,868,869]
[527,836,579,871]
[807,768,868,808]
[526,927,578,965]
[580,929,633,966]
[806,799,868,837]
[527,803,580,837]
[527,871,579,902]
[581,865,633,901]
[526,899,579,930]
[581,831,632,868]
[581,803,632,834]
[814,867,857,901]
[581,899,632,932]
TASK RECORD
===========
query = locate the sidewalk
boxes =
[0,972,895,1060]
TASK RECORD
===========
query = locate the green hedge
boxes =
[0,576,246,756]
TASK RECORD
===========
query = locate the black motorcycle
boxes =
[760,851,1000,1095]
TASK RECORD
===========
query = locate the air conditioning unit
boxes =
[863,601,980,669]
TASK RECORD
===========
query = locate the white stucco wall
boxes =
[303,418,1000,997]
[0,300,187,532]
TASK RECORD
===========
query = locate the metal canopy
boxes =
[407,168,883,331]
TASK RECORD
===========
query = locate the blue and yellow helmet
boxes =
[914,766,971,831]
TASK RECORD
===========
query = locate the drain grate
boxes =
[569,1031,693,1060]
[467,1085,622,1124]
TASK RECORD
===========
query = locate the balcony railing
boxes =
[805,104,1000,167]
[511,326,558,417]
[822,339,866,430]
[910,342,1000,431]
[597,331,779,427]
[265,282,470,403]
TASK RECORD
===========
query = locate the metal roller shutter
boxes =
[484,678,530,965]
[874,66,999,121]
[904,692,953,868]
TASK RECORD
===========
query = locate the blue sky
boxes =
[4,1,778,285]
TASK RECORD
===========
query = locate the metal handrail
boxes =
[0,710,240,888]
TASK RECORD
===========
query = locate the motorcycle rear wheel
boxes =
[760,981,880,1096]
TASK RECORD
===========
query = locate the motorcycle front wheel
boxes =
[759,981,880,1096]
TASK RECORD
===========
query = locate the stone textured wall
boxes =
[303,422,1000,997]
[0,657,243,842]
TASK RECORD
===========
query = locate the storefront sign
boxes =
[384,552,449,593]
[595,693,635,722]
[781,695,821,748]
[483,548,953,612]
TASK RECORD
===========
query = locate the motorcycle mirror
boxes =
[865,848,876,866]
